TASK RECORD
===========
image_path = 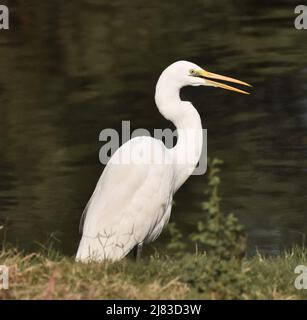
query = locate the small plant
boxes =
[165,222,187,253]
[178,254,249,299]
[189,158,246,260]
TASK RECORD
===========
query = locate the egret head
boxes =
[162,60,251,94]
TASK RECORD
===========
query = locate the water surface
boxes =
[0,0,306,255]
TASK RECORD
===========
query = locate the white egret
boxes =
[76,60,250,262]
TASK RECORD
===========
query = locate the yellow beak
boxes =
[198,70,251,95]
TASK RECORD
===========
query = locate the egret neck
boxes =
[155,75,203,191]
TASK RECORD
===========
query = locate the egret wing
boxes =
[76,137,174,261]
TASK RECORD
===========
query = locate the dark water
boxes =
[0,0,306,256]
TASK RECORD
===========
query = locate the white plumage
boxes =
[76,61,250,262]
[77,137,174,261]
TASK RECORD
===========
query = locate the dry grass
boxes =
[0,247,307,300]
[0,248,188,299]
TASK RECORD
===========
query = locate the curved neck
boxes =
[155,78,203,190]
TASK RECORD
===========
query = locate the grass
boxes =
[0,247,307,299]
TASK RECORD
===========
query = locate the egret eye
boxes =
[189,69,197,76]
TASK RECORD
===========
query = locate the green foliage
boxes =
[166,158,246,260]
[189,158,246,260]
[165,222,187,253]
[178,254,248,299]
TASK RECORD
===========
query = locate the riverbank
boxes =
[0,247,306,299]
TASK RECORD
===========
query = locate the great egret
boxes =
[76,60,250,262]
